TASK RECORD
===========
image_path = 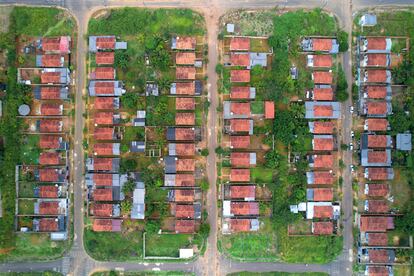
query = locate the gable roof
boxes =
[311,154,334,168]
[94,97,118,110]
[93,143,119,156]
[365,183,389,197]
[40,103,63,116]
[231,86,255,100]
[312,221,333,235]
[313,87,334,101]
[39,218,59,232]
[175,158,196,172]
[229,119,252,133]
[92,203,113,217]
[265,101,275,119]
[176,67,196,80]
[309,55,333,67]
[230,37,250,51]
[39,120,62,132]
[39,152,60,165]
[39,135,61,149]
[91,173,117,186]
[174,128,196,141]
[39,185,58,198]
[366,86,389,99]
[175,220,195,233]
[175,204,195,219]
[313,205,333,218]
[38,86,65,100]
[38,168,60,182]
[176,98,195,110]
[92,219,122,232]
[312,71,333,84]
[366,37,388,50]
[230,169,250,182]
[312,135,334,151]
[173,82,195,95]
[94,112,115,125]
[39,54,64,67]
[307,171,335,185]
[92,67,115,80]
[175,112,195,126]
[95,52,114,65]
[230,53,250,66]
[307,188,333,201]
[230,135,250,149]
[96,36,116,50]
[94,127,114,140]
[230,152,255,167]
[366,70,390,83]
[39,201,59,215]
[360,216,392,232]
[176,52,196,65]
[41,36,70,53]
[229,185,255,199]
[309,121,335,134]
[230,70,250,83]
[169,143,195,156]
[365,54,389,67]
[367,233,388,246]
[366,200,389,213]
[230,201,259,216]
[365,119,389,131]
[366,101,389,116]
[174,189,195,202]
[173,36,196,50]
[312,39,333,51]
[93,188,113,201]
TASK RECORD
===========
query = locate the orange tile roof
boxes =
[40,103,62,116]
[368,249,391,263]
[313,137,334,151]
[39,120,62,132]
[368,135,389,148]
[39,135,61,149]
[176,67,196,80]
[175,36,196,50]
[368,200,389,213]
[366,184,389,197]
[366,119,388,131]
[39,152,60,165]
[175,82,195,95]
[366,102,388,115]
[92,219,115,232]
[366,37,387,50]
[93,188,113,201]
[367,151,388,163]
[174,174,195,187]
[312,171,335,185]
[230,185,255,199]
[265,101,275,119]
[231,86,251,99]
[39,168,59,182]
[367,266,389,276]
[313,221,333,235]
[92,158,115,171]
[174,143,196,156]
[39,87,61,100]
[313,205,333,219]
[312,154,334,168]
[93,173,114,186]
[93,143,116,156]
[39,185,58,198]
[360,216,389,232]
[230,53,250,66]
[39,218,59,232]
[96,52,114,65]
[231,102,250,116]
[230,70,250,83]
[367,70,388,83]
[94,97,116,110]
[42,37,66,52]
[230,136,250,149]
[230,37,250,51]
[175,204,195,219]
[313,55,333,67]
[229,119,251,133]
[176,98,195,110]
[175,112,195,125]
[41,55,63,67]
[367,233,388,246]
[314,105,333,117]
[313,71,333,84]
[312,121,335,134]
[367,86,388,99]
[41,72,60,84]
[175,220,195,233]
[312,39,333,51]
[312,188,334,201]
[230,169,250,182]
[94,127,114,140]
[93,67,115,80]
[175,128,195,140]
[176,52,196,65]
[96,37,115,49]
[175,189,195,202]
[230,219,253,232]
[230,202,259,216]
[176,159,196,172]
[230,152,252,167]
[313,87,334,101]
[92,203,113,217]
[94,82,115,95]
[367,168,391,180]
[94,112,114,125]
[39,201,59,215]
[366,54,388,67]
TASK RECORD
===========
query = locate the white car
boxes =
[349,106,354,114]
[349,143,354,150]
[350,131,355,138]
[350,165,355,172]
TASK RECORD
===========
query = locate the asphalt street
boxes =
[0,0,413,275]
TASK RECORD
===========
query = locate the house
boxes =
[365,266,393,276]
[176,98,195,110]
[308,121,335,134]
[364,168,394,181]
[230,169,250,182]
[93,143,120,156]
[312,71,333,84]
[223,201,259,217]
[168,143,195,156]
[363,101,392,117]
[36,54,64,67]
[230,135,250,149]
[230,70,250,83]
[175,112,195,126]
[230,37,250,51]
[223,102,251,119]
[364,119,389,132]
[170,81,202,96]
[132,110,146,127]
[225,218,259,233]
[305,102,341,119]
[35,168,66,182]
[131,180,145,219]
[94,127,116,140]
[34,86,69,100]
[168,189,195,203]
[306,188,334,201]
[362,232,388,246]
[130,141,145,153]
[249,53,268,67]
[312,221,334,235]
[39,103,63,116]
[362,70,392,84]
[359,14,377,27]
[230,53,250,67]
[360,37,392,53]
[230,152,256,167]
[164,157,196,173]
[89,81,124,96]
[164,174,195,187]
[35,199,67,215]
[396,133,412,151]
[39,152,61,165]
[307,86,334,101]
[364,200,389,213]
[361,54,390,67]
[308,154,334,169]
[167,127,197,141]
[306,55,333,68]
[301,37,339,53]
[94,97,120,110]
[89,67,116,80]
[38,120,63,133]
[229,185,255,201]
[176,52,196,65]
[361,149,392,167]
[92,219,122,232]
[175,220,195,234]
[38,36,71,54]
[33,217,63,232]
[144,82,157,95]
[361,134,393,149]
[264,101,274,119]
[173,203,201,219]
[230,86,256,100]
[95,52,115,65]
[36,185,59,198]
[86,157,120,172]
[89,36,127,52]
[306,171,335,185]
[363,85,392,100]
[41,68,70,85]
[171,36,196,50]
[361,249,396,264]
[94,112,120,125]
[176,67,196,80]
[227,119,253,134]
[39,135,69,150]
[359,216,394,232]
[312,135,334,151]
[305,202,340,220]
[85,173,121,187]
[92,188,113,201]
[364,183,389,197]
[90,203,120,217]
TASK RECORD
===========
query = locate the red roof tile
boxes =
[176,98,195,110]
[366,184,389,197]
[314,205,333,219]
[367,70,388,83]
[231,53,250,66]
[230,37,250,51]
[367,266,390,276]
[175,204,195,219]
[175,82,195,95]
[39,185,58,198]
[367,86,388,99]
[230,219,253,232]
[312,171,335,185]
[230,185,255,199]
[94,127,114,140]
[367,151,388,163]
[367,200,389,213]
[366,38,387,51]
[368,249,392,263]
[313,71,333,84]
[176,67,196,80]
[312,39,333,51]
[92,158,114,171]
[312,154,334,168]
[367,233,388,246]
[313,221,334,235]
[175,36,196,50]
[366,102,388,115]
[41,72,60,84]
[96,52,114,65]
[367,168,391,181]
[94,82,115,95]
[366,54,388,67]
[39,152,60,165]
[39,87,61,100]
[93,188,113,201]
[42,37,69,53]
[92,219,116,232]
[176,52,196,65]
[39,218,59,232]
[39,135,61,149]
[41,55,63,67]
[92,203,113,217]
[175,112,195,125]
[175,220,195,233]
[230,169,250,182]
[39,120,62,132]
[312,121,335,134]
[39,168,59,182]
[360,216,389,232]
[230,135,250,149]
[94,112,114,125]
[314,105,333,117]
[94,97,116,110]
[313,87,334,101]
[175,128,195,141]
[368,135,389,148]
[40,103,62,116]
[231,102,250,116]
[93,67,115,80]
[175,189,195,202]
[231,70,250,83]
[174,174,195,187]
[229,119,251,133]
[96,37,115,50]
[39,201,59,215]
[313,137,334,151]
[93,173,114,186]
[312,188,334,201]
[265,101,274,119]
[366,119,388,131]
[230,152,252,167]
[313,55,333,67]
[94,143,116,156]
[231,86,252,99]
[176,159,196,172]
[174,143,195,156]
[230,202,259,216]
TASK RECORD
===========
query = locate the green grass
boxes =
[251,167,273,183]
[92,272,194,276]
[228,273,328,276]
[20,135,40,165]
[84,228,143,261]
[18,182,35,198]
[251,101,264,115]
[18,200,34,215]
[145,234,192,257]
[0,272,62,276]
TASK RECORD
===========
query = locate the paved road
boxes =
[1,0,413,275]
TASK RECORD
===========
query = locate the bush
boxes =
[114,50,130,70]
[121,93,138,109]
[200,148,209,156]
[337,30,349,52]
[336,66,349,102]
[120,159,137,173]
[200,179,209,191]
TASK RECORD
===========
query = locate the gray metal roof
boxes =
[165,156,177,174]
[396,133,412,151]
[249,53,267,68]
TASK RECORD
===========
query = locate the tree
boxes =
[120,159,137,173]
[114,50,129,70]
[273,109,296,145]
[120,93,138,109]
[200,148,209,157]
[336,66,349,102]
[337,30,349,52]
[122,180,136,194]
[264,150,281,169]
[145,220,161,234]
[121,200,132,214]
[200,179,209,191]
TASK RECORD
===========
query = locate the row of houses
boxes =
[290,37,342,236]
[15,36,73,240]
[221,36,274,234]
[355,36,413,274]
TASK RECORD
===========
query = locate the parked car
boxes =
[349,106,354,114]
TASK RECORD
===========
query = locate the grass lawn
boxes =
[84,228,143,261]
[18,182,35,198]
[251,101,264,115]
[92,272,194,276]
[145,233,192,257]
[20,135,40,165]
[0,272,62,276]
[228,273,328,276]
[18,200,34,215]
[251,167,274,183]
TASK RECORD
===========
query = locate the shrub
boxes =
[336,66,349,102]
[337,30,349,52]
[200,148,209,156]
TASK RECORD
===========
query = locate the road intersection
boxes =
[0,0,413,275]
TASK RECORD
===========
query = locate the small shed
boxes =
[264,101,275,119]
[396,133,412,151]
[359,14,377,27]
[226,24,235,33]
[145,83,159,96]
